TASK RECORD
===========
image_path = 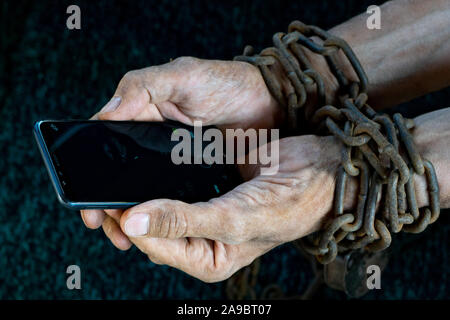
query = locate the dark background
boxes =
[0,0,448,299]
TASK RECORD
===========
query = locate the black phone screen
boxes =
[38,120,241,204]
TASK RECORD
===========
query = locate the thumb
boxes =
[120,198,248,244]
[97,66,180,121]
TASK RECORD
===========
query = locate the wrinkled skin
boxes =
[109,135,343,282]
[80,56,450,283]
[81,0,450,282]
[81,57,345,282]
[93,57,282,130]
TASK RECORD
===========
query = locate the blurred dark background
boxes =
[0,0,448,299]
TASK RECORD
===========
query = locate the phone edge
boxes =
[33,120,138,210]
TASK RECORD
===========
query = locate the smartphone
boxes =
[33,120,242,210]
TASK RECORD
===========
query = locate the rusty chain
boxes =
[226,20,441,299]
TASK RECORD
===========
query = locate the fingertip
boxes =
[97,104,133,121]
[100,96,122,113]
[81,210,106,229]
[93,96,123,121]
[119,206,135,230]
[116,237,133,251]
[119,201,158,235]
[90,113,100,120]
[97,111,116,121]
[104,209,123,223]
[102,217,133,251]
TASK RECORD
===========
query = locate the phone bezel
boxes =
[33,120,138,210]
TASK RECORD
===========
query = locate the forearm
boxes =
[330,0,450,109]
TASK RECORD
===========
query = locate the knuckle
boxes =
[201,274,227,283]
[200,250,253,283]
[172,56,199,67]
[101,221,111,235]
[201,266,233,283]
[151,204,188,238]
[118,70,141,88]
[123,70,139,80]
[194,242,235,283]
[147,254,164,266]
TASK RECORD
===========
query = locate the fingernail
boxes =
[101,96,121,113]
[124,213,149,236]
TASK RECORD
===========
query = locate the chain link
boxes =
[234,19,441,265]
[226,20,442,299]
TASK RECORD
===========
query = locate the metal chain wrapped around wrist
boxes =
[233,20,441,265]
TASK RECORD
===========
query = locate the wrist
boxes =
[338,109,450,218]
[412,109,450,209]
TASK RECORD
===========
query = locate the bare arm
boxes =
[330,0,450,109]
